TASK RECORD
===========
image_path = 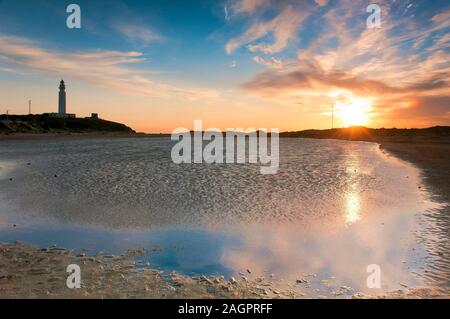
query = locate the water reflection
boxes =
[345,192,361,224]
[0,138,447,296]
[0,210,432,296]
[344,148,361,224]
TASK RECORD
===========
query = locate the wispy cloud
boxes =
[113,22,163,46]
[252,56,283,69]
[314,0,329,6]
[0,35,219,101]
[225,4,310,54]
[231,0,269,14]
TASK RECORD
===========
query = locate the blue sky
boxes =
[0,0,270,87]
[0,0,449,132]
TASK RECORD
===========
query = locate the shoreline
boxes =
[379,142,450,206]
[0,132,170,141]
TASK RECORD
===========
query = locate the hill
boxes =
[280,126,450,143]
[0,114,135,135]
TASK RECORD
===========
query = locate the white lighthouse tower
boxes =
[44,79,76,118]
[58,79,66,115]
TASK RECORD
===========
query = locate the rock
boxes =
[199,275,214,285]
[246,269,251,274]
[352,293,371,299]
[229,277,237,284]
[340,285,353,291]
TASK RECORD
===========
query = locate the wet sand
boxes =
[380,142,450,204]
[0,242,447,299]
[0,242,268,299]
[380,142,450,291]
[0,139,449,299]
[0,132,157,141]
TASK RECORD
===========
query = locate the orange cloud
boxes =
[237,2,450,128]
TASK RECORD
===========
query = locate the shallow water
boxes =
[0,137,446,296]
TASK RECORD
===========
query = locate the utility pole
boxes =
[29,100,32,115]
[331,103,334,129]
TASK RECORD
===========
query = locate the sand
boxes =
[380,142,450,205]
[1,242,447,299]
[0,132,153,141]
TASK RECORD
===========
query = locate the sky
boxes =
[0,0,449,132]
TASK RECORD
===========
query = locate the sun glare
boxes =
[336,98,372,127]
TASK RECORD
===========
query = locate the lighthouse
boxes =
[58,80,66,115]
[44,80,75,118]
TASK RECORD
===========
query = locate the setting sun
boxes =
[336,98,372,127]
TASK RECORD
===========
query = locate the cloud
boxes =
[231,0,269,14]
[314,0,329,6]
[252,56,283,69]
[113,22,162,46]
[381,95,450,127]
[224,5,231,21]
[0,35,219,101]
[225,4,309,54]
[238,1,450,126]
[243,66,448,97]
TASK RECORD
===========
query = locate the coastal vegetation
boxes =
[0,114,135,135]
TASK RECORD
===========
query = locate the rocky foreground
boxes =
[0,242,447,299]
